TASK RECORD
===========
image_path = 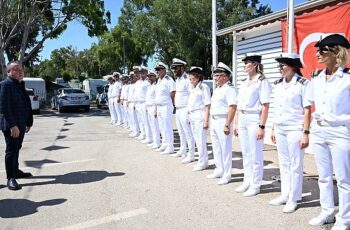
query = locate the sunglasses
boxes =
[317,46,336,55]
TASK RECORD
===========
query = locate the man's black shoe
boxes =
[16,170,32,179]
[7,178,22,190]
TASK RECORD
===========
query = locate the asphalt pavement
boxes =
[0,108,336,230]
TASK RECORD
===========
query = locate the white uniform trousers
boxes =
[311,121,350,227]
[157,103,174,151]
[275,128,304,202]
[175,107,195,156]
[113,99,122,125]
[147,105,160,146]
[122,103,128,127]
[135,102,145,137]
[128,102,139,135]
[189,110,208,167]
[108,98,117,123]
[238,113,264,189]
[140,103,152,141]
[210,116,233,180]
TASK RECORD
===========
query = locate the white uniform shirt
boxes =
[107,83,114,99]
[127,83,136,102]
[155,75,176,105]
[175,72,191,108]
[273,74,311,129]
[145,83,157,106]
[111,81,121,98]
[237,74,272,112]
[120,84,129,100]
[211,81,237,116]
[308,67,350,124]
[134,79,149,103]
[187,82,211,112]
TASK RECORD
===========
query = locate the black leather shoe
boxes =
[16,169,32,179]
[7,178,22,190]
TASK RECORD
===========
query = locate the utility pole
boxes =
[122,36,126,74]
[212,0,217,86]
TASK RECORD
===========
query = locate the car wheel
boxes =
[51,102,56,110]
[84,106,90,112]
[96,100,101,108]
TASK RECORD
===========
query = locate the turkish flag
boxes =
[282,2,350,78]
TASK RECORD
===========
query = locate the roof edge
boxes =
[216,0,344,36]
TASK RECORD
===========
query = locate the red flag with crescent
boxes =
[282,2,350,79]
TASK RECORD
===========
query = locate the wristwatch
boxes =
[225,124,230,128]
[258,124,265,129]
[303,130,310,135]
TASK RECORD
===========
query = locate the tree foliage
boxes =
[35,0,272,80]
[0,0,110,78]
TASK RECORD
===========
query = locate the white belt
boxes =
[188,108,203,114]
[316,120,348,127]
[240,110,260,114]
[211,114,227,120]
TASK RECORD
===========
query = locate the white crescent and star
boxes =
[299,32,345,66]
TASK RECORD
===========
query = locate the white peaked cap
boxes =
[155,61,168,70]
[214,62,232,75]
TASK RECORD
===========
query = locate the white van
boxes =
[23,78,46,105]
[82,78,108,100]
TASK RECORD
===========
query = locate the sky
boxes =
[40,0,308,60]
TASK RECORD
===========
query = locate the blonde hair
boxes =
[335,45,349,67]
[256,63,266,78]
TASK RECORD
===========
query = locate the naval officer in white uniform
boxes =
[145,71,161,149]
[171,58,195,163]
[307,34,350,230]
[234,53,272,197]
[154,61,176,154]
[269,53,312,213]
[187,66,211,171]
[207,62,237,185]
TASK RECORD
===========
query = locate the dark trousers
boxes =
[2,130,25,179]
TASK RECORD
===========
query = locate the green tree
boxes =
[113,0,271,77]
[0,0,111,78]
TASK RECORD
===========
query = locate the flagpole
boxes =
[212,0,217,84]
[287,0,295,53]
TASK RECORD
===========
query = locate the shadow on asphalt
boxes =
[0,198,66,218]
[25,159,61,168]
[34,108,110,118]
[20,170,125,187]
[40,145,70,151]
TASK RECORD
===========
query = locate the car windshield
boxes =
[63,89,84,94]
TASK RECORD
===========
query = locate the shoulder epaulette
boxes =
[274,78,283,85]
[258,75,266,81]
[343,68,349,73]
[296,76,309,85]
[199,84,203,89]
[227,82,234,87]
[241,78,247,81]
[165,76,170,80]
[310,69,323,78]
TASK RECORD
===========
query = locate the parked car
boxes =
[26,88,40,114]
[202,80,214,95]
[51,88,90,113]
[95,84,109,109]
